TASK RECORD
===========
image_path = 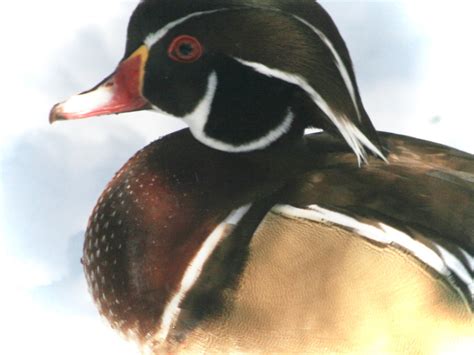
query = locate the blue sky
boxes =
[1,1,473,354]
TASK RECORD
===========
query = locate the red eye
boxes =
[168,35,203,63]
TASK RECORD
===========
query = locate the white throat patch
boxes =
[153,72,295,153]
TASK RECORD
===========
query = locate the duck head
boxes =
[50,0,385,163]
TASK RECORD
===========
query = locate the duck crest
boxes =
[53,0,385,163]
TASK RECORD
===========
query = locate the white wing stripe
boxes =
[154,204,252,343]
[459,248,474,272]
[272,203,473,304]
[436,245,473,287]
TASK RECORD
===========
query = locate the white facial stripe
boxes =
[144,7,360,125]
[181,71,217,143]
[154,204,252,343]
[151,71,217,127]
[234,59,386,164]
[273,204,474,305]
[304,127,323,135]
[143,7,382,159]
[291,15,361,122]
[144,8,231,48]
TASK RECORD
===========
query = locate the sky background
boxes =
[1,1,473,354]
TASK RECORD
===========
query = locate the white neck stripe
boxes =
[273,204,473,306]
[234,58,386,164]
[154,204,252,343]
[291,15,362,123]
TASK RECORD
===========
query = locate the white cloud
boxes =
[323,0,473,153]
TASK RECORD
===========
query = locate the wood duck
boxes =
[50,0,473,353]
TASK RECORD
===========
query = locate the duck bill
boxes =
[50,45,150,124]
